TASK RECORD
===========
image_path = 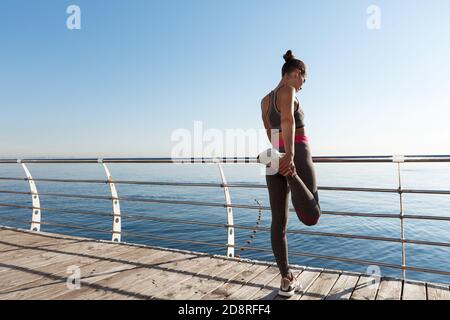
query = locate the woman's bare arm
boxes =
[260,97,272,143]
[277,85,296,157]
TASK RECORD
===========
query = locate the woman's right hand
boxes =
[278,153,295,176]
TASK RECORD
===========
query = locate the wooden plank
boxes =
[326,272,360,300]
[300,270,340,300]
[227,266,283,300]
[0,253,100,293]
[49,250,200,299]
[42,240,140,260]
[0,244,30,254]
[0,229,25,237]
[350,275,380,300]
[0,243,161,294]
[0,230,85,274]
[2,250,178,300]
[427,283,450,300]
[0,234,161,279]
[0,238,81,261]
[140,255,218,299]
[376,278,403,300]
[36,249,191,300]
[0,229,40,240]
[0,231,99,263]
[0,247,181,299]
[128,253,219,300]
[249,268,284,300]
[402,281,426,300]
[0,228,81,241]
[0,229,66,252]
[201,264,269,300]
[0,250,101,288]
[2,229,450,301]
[0,247,60,267]
[279,268,322,300]
[147,257,239,300]
[181,261,255,300]
[0,239,123,267]
[0,244,138,298]
[0,230,80,247]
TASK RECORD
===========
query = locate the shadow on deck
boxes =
[0,227,449,300]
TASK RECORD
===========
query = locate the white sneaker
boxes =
[278,272,302,297]
[257,148,285,167]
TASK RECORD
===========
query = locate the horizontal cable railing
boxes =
[1,189,450,221]
[1,201,449,248]
[1,155,450,280]
[2,175,450,194]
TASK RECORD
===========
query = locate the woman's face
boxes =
[298,69,307,91]
[289,69,307,92]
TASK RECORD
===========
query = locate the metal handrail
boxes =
[1,155,450,280]
[1,154,450,163]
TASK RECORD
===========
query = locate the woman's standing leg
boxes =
[286,142,321,226]
[266,169,291,278]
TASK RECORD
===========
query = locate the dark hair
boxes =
[281,50,306,77]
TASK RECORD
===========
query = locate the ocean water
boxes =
[1,161,449,285]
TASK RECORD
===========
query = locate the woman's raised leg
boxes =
[286,142,321,226]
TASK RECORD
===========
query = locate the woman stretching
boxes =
[258,50,322,297]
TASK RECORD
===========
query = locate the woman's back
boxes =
[261,85,305,133]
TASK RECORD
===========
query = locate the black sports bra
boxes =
[267,86,305,132]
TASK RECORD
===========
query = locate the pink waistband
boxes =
[276,135,309,148]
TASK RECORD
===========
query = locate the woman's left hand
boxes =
[279,153,295,176]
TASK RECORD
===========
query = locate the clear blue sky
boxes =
[1,0,449,157]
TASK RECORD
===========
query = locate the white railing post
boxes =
[18,160,41,232]
[393,155,406,279]
[215,160,235,258]
[98,159,121,242]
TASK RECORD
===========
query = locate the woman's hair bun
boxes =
[283,50,295,62]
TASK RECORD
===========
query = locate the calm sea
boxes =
[1,161,449,285]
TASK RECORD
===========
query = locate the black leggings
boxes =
[265,139,321,278]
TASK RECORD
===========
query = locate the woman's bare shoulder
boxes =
[276,85,296,112]
[260,92,271,110]
[277,85,296,98]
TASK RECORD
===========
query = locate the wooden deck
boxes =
[1,227,449,300]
